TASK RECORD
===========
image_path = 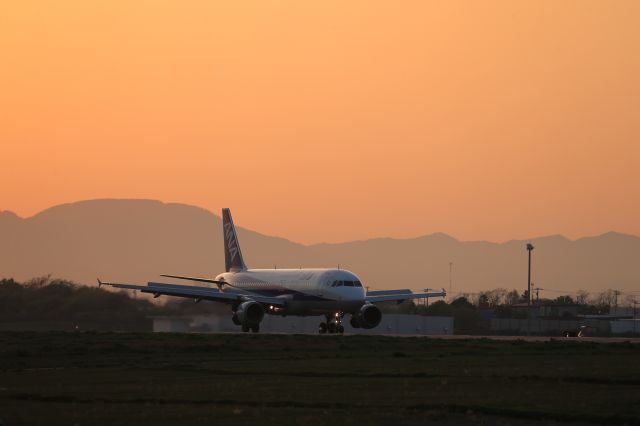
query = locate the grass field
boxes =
[0,332,639,425]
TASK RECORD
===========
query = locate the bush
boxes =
[0,277,155,330]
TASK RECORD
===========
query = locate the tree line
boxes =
[1,277,633,334]
[0,277,226,331]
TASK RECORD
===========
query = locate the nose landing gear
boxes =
[319,313,344,334]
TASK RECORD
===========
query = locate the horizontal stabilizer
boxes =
[160,274,225,285]
[148,282,222,292]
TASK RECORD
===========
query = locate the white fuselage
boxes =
[214,268,366,315]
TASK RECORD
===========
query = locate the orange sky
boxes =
[1,1,639,244]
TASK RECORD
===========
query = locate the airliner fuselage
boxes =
[215,268,365,315]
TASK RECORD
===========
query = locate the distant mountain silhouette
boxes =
[1,199,639,296]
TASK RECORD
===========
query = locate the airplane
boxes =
[99,208,446,334]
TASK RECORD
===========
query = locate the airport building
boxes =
[490,315,638,336]
[151,314,454,335]
[610,319,640,335]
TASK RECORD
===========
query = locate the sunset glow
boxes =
[1,1,639,243]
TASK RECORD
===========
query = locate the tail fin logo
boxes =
[222,208,247,272]
[224,222,239,262]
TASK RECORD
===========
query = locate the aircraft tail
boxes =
[222,208,247,272]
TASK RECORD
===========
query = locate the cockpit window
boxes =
[332,280,363,287]
[331,280,363,287]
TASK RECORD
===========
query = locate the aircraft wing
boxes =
[97,279,287,306]
[366,289,446,303]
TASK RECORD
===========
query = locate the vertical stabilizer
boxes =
[222,208,247,272]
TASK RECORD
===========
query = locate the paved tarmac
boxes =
[255,332,640,342]
[404,334,640,343]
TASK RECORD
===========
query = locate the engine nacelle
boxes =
[349,316,361,328]
[355,304,382,329]
[235,301,264,326]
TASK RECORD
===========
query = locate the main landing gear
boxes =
[319,313,344,334]
[241,324,260,333]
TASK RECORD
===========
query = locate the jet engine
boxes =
[355,304,382,329]
[234,301,264,326]
[349,316,361,328]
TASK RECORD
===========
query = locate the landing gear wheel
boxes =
[319,322,328,334]
[241,324,250,332]
[251,325,260,333]
[328,322,337,334]
[232,314,241,326]
[337,325,344,334]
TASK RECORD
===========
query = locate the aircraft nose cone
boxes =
[346,287,365,301]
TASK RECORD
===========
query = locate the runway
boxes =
[225,332,640,343]
[380,334,640,343]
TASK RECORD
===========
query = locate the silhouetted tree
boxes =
[505,290,520,305]
[486,288,507,307]
[450,297,474,309]
[0,276,157,330]
[593,289,616,313]
[576,290,589,305]
[555,295,574,305]
[422,300,453,316]
[478,294,489,308]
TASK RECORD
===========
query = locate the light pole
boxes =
[634,299,638,336]
[613,290,621,315]
[526,243,535,335]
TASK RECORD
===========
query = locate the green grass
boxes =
[0,332,639,425]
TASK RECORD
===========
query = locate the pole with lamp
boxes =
[526,243,535,336]
[634,299,638,336]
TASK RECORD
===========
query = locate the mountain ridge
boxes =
[3,199,636,246]
[1,199,639,296]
